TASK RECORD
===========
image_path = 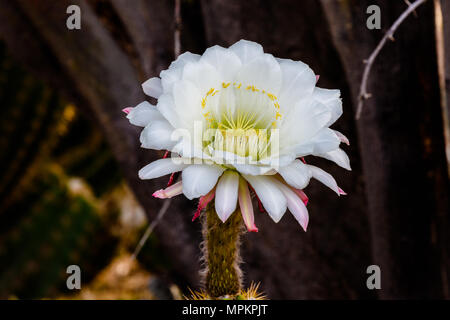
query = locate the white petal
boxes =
[282,143,314,158]
[200,45,242,82]
[286,126,339,158]
[160,52,200,92]
[308,165,340,195]
[215,170,239,222]
[233,163,274,176]
[277,159,312,189]
[182,165,224,200]
[323,98,343,126]
[139,158,187,180]
[156,94,186,128]
[182,61,221,95]
[173,138,212,160]
[243,175,287,223]
[278,58,316,112]
[172,80,203,125]
[215,85,236,116]
[160,69,181,93]
[142,77,163,98]
[229,40,264,64]
[127,101,164,127]
[313,87,342,126]
[234,53,282,94]
[309,128,341,154]
[273,180,309,231]
[318,148,351,171]
[283,99,332,144]
[140,119,177,150]
[313,87,340,101]
[171,51,201,69]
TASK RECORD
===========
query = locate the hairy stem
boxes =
[202,203,243,298]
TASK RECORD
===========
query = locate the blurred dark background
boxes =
[0,0,449,299]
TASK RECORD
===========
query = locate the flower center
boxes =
[201,83,282,161]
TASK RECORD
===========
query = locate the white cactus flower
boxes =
[124,39,350,232]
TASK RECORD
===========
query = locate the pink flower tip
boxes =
[302,217,309,232]
[122,107,133,115]
[152,190,164,198]
[338,187,347,196]
[192,209,201,222]
[248,226,259,233]
[315,75,320,83]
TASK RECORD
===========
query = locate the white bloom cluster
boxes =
[125,40,350,231]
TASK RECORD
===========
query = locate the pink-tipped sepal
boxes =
[192,188,216,222]
[122,107,133,115]
[238,177,258,232]
[335,131,350,146]
[273,180,309,232]
[292,188,309,206]
[152,181,183,199]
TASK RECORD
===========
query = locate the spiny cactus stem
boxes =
[203,203,243,298]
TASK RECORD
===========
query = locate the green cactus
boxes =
[0,42,119,299]
[0,168,117,299]
[202,203,244,298]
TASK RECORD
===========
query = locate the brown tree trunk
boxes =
[321,0,450,298]
[440,0,450,171]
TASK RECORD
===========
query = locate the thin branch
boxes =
[174,0,182,58]
[403,0,419,17]
[356,0,428,119]
[132,198,173,259]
